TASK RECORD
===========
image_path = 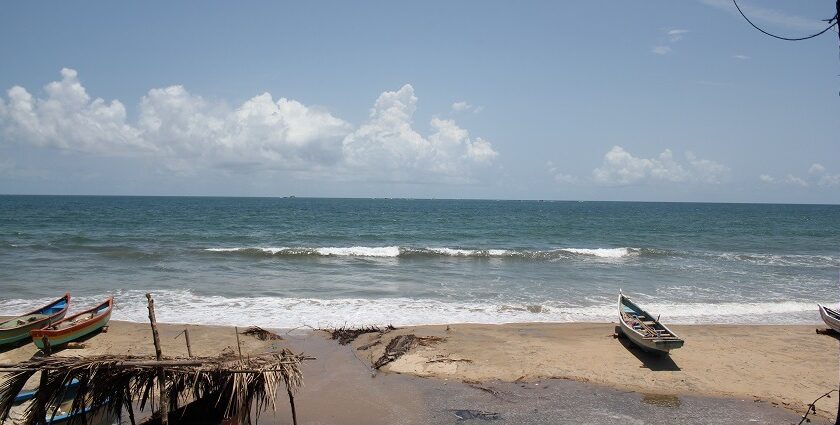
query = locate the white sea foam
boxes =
[558,247,635,258]
[314,246,400,257]
[0,291,825,328]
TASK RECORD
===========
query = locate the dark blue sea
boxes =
[0,195,837,326]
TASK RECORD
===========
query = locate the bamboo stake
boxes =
[184,329,193,358]
[235,326,243,361]
[146,293,168,425]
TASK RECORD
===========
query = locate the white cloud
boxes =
[784,174,808,187]
[0,70,497,182]
[819,174,840,187]
[592,146,728,185]
[733,54,751,60]
[652,46,672,55]
[808,163,825,174]
[667,29,689,42]
[342,85,497,181]
[547,161,577,183]
[0,68,146,155]
[759,174,776,183]
[451,101,471,112]
[451,100,482,114]
[760,164,840,188]
[652,28,689,55]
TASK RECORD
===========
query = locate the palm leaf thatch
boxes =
[0,349,307,425]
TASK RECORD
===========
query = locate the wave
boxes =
[0,291,825,328]
[203,246,643,260]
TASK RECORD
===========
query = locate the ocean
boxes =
[0,195,837,327]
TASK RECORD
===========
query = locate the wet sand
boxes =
[0,320,835,424]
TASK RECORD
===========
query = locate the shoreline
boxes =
[1,320,836,423]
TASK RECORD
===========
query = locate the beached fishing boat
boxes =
[617,291,683,355]
[30,297,113,349]
[11,379,114,425]
[818,304,840,333]
[0,294,70,346]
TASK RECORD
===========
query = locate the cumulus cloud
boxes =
[808,163,825,174]
[342,85,497,181]
[592,146,727,185]
[760,163,840,188]
[0,70,497,181]
[0,68,146,154]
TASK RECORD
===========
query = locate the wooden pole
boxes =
[184,329,193,358]
[287,387,298,425]
[146,293,168,425]
[235,326,243,361]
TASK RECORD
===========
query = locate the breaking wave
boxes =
[203,246,644,260]
[0,291,823,328]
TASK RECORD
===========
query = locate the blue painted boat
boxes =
[13,380,114,424]
[0,294,70,346]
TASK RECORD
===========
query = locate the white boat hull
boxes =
[818,304,840,333]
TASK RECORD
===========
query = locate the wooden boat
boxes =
[617,291,684,355]
[818,304,840,333]
[0,294,70,346]
[31,297,113,349]
[11,379,114,425]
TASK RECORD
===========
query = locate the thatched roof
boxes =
[0,350,308,425]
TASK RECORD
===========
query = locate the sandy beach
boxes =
[1,320,836,424]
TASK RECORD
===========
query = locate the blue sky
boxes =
[0,1,838,203]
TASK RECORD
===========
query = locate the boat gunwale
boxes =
[0,293,71,333]
[30,297,113,339]
[618,292,683,346]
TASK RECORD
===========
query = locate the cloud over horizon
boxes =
[0,69,497,182]
[592,146,728,185]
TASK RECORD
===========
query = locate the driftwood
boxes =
[373,335,416,369]
[329,325,396,345]
[240,326,283,341]
[797,389,837,424]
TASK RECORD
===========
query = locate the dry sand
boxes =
[1,320,837,422]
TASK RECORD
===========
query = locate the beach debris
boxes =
[240,326,283,341]
[452,409,500,421]
[426,355,472,364]
[373,335,417,369]
[329,324,396,345]
[797,389,836,424]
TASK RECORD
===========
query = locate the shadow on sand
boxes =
[816,327,840,342]
[0,338,32,354]
[614,331,681,372]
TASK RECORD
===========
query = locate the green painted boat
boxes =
[0,293,70,346]
[31,297,113,349]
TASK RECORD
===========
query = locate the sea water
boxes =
[0,196,837,327]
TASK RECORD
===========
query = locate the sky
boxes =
[0,1,838,203]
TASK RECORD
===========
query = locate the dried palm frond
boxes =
[240,326,282,341]
[0,352,309,424]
